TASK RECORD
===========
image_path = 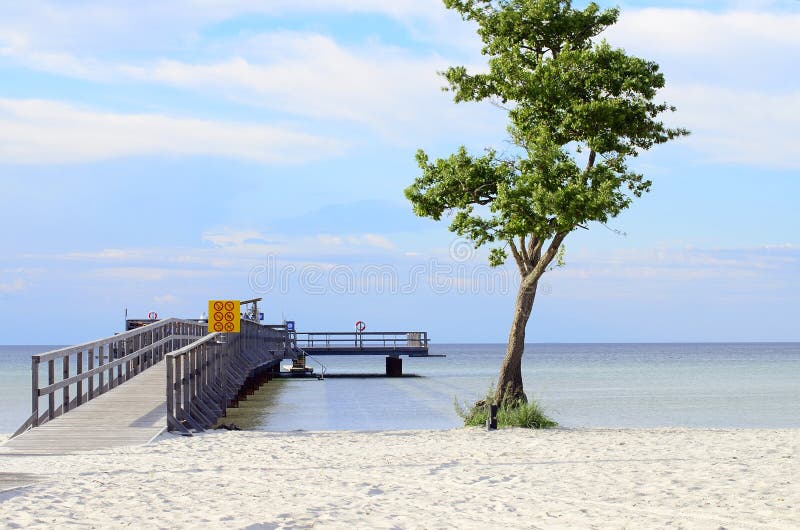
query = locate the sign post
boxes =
[208,300,241,333]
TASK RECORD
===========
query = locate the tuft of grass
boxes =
[455,385,557,429]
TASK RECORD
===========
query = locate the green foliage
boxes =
[455,386,558,429]
[406,0,688,273]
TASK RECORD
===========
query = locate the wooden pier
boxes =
[1,315,433,453]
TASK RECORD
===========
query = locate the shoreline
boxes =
[2,427,798,528]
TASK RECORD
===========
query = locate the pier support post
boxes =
[385,356,402,377]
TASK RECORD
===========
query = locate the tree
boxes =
[405,0,688,407]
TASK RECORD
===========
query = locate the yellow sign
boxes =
[208,300,241,333]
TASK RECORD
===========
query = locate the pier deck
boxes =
[1,362,168,455]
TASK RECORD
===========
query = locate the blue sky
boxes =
[0,0,798,344]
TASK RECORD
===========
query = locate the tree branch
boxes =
[519,236,531,266]
[523,232,568,286]
[585,149,596,174]
[508,239,527,274]
[528,234,543,262]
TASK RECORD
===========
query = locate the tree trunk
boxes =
[494,277,538,406]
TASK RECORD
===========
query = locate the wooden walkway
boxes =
[0,362,168,455]
[1,319,431,456]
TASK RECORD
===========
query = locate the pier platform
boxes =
[295,331,433,356]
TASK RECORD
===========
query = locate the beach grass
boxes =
[455,386,557,429]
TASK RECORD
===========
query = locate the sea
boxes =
[1,343,799,434]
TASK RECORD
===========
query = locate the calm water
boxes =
[1,343,799,433]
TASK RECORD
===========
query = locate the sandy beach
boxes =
[0,428,797,528]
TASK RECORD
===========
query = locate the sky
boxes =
[0,0,798,344]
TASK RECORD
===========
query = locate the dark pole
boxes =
[487,403,498,431]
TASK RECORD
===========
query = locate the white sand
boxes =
[1,428,798,529]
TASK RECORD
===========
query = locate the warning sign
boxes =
[208,300,240,333]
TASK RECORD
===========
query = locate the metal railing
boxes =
[14,318,206,437]
[165,320,289,435]
[294,331,429,351]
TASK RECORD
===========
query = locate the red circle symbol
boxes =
[213,322,224,332]
[147,312,158,320]
[213,301,224,311]
[224,322,234,332]
[214,312,223,321]
[224,301,235,311]
[355,320,366,332]
[224,312,234,322]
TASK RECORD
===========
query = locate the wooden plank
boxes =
[1,362,170,454]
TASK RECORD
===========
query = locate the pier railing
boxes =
[15,318,206,437]
[295,331,429,352]
[165,319,288,435]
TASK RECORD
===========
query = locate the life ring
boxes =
[148,311,158,320]
[355,320,366,332]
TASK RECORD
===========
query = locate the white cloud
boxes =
[608,8,800,60]
[154,294,179,304]
[1,30,499,142]
[123,34,450,129]
[553,245,798,284]
[0,99,344,164]
[203,229,273,248]
[0,278,26,293]
[361,234,396,250]
[0,1,453,53]
[58,249,147,261]
[661,85,800,168]
[602,8,800,169]
[3,4,798,168]
[88,267,220,281]
[317,235,344,246]
[318,233,396,250]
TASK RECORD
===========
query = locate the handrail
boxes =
[165,319,289,435]
[302,350,327,379]
[33,317,188,362]
[15,318,207,437]
[295,331,429,350]
[297,331,427,336]
[38,334,196,396]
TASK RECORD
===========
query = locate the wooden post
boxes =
[88,346,95,400]
[191,349,198,401]
[166,357,174,429]
[76,349,83,406]
[31,357,39,427]
[386,355,402,377]
[62,354,70,413]
[48,359,55,419]
[132,334,139,376]
[175,359,183,419]
[182,354,191,421]
[109,343,115,390]
[118,339,124,384]
[98,344,105,394]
